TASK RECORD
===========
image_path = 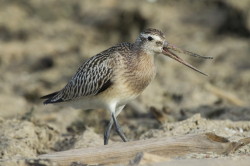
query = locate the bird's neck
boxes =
[123,48,156,94]
[133,42,157,58]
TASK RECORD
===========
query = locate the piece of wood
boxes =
[38,133,250,165]
[146,157,250,166]
[2,156,250,166]
[128,152,171,165]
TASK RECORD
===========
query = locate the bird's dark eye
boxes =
[147,36,153,41]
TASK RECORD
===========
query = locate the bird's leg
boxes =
[104,105,126,145]
[104,119,113,145]
[112,113,128,142]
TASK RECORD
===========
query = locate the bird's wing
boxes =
[46,53,115,103]
[42,42,133,104]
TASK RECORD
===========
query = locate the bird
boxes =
[41,28,212,145]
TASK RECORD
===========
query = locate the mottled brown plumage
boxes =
[41,28,212,145]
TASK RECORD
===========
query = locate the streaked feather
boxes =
[42,42,133,104]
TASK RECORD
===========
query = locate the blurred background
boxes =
[0,0,250,152]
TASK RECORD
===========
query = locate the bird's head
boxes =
[136,28,165,55]
[135,28,213,76]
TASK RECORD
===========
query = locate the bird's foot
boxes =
[104,129,111,145]
[115,125,128,142]
[104,120,114,145]
[112,113,128,142]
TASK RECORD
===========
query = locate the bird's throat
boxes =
[125,51,156,94]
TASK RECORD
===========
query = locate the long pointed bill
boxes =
[162,42,211,76]
[166,43,213,59]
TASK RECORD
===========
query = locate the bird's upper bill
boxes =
[162,42,213,76]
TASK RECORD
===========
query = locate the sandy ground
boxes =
[0,0,250,165]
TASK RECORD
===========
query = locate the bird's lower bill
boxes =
[162,47,208,76]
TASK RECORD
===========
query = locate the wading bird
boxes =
[41,28,212,145]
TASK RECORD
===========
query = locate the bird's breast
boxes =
[121,53,156,95]
[97,52,156,107]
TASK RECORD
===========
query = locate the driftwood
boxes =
[144,158,250,166]
[2,155,250,166]
[39,132,250,165]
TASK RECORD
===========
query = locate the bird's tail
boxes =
[41,91,63,104]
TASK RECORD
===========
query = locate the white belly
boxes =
[55,85,138,112]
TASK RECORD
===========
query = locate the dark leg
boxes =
[104,119,113,145]
[112,113,128,142]
[104,105,126,145]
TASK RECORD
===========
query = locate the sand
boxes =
[0,0,250,165]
